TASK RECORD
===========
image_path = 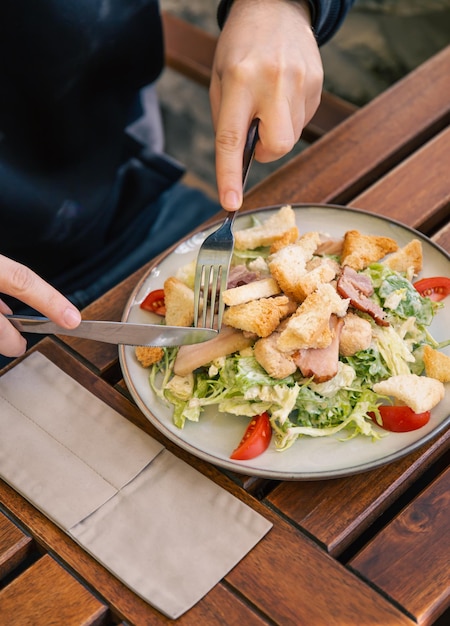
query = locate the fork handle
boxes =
[223,119,259,228]
[242,118,259,189]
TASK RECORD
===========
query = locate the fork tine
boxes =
[216,263,229,330]
[192,119,259,331]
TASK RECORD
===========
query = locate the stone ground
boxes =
[156,0,450,194]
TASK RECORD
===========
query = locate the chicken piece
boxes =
[254,333,297,379]
[174,326,253,376]
[339,313,372,357]
[292,316,344,382]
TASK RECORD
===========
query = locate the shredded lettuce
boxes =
[146,239,446,454]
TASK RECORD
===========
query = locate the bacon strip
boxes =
[337,266,388,326]
[227,264,259,288]
[292,316,344,383]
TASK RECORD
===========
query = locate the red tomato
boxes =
[140,289,166,316]
[413,276,450,302]
[369,406,430,432]
[230,412,272,460]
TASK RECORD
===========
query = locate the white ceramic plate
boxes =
[119,205,450,480]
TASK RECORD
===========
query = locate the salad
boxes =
[135,206,450,461]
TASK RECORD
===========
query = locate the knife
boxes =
[5,315,218,347]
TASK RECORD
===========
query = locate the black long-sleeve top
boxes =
[0,0,354,289]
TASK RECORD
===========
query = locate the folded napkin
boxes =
[0,352,272,619]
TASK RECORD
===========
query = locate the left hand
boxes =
[210,0,323,210]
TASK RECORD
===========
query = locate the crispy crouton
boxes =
[383,239,423,275]
[277,283,349,351]
[423,345,450,383]
[234,205,297,250]
[164,276,195,327]
[341,230,398,271]
[339,312,372,357]
[293,258,338,301]
[373,374,445,413]
[268,232,322,301]
[269,227,299,253]
[135,346,164,368]
[254,334,297,379]
[222,296,292,337]
[222,277,281,307]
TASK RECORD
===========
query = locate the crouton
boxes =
[254,334,297,379]
[268,232,322,301]
[277,283,349,351]
[341,230,398,271]
[164,276,195,327]
[423,345,450,383]
[222,296,292,337]
[383,239,423,275]
[234,205,297,250]
[339,313,373,357]
[293,258,338,301]
[222,277,281,307]
[269,227,299,253]
[372,374,445,413]
[135,346,164,368]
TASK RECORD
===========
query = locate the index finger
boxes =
[214,97,257,211]
[0,255,81,328]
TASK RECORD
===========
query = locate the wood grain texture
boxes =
[350,127,450,232]
[0,341,414,625]
[0,553,108,626]
[432,221,450,255]
[265,429,449,556]
[349,466,450,626]
[243,46,450,211]
[0,512,32,580]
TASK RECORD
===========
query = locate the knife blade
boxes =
[5,315,218,347]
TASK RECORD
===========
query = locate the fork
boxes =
[193,118,259,330]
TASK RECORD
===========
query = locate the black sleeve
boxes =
[217,0,355,46]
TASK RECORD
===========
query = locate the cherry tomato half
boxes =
[369,406,430,432]
[230,412,272,460]
[413,276,450,302]
[140,289,166,316]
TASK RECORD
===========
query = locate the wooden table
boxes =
[1,47,449,626]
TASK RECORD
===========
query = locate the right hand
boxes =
[0,254,81,358]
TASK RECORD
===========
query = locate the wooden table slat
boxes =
[350,126,450,232]
[0,342,414,626]
[265,428,449,557]
[432,221,450,255]
[0,512,33,580]
[349,466,450,626]
[243,46,450,211]
[0,553,108,626]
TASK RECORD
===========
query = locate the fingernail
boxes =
[223,190,241,210]
[63,307,81,327]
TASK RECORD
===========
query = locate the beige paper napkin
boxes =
[0,352,272,619]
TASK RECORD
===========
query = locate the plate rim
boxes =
[119,203,450,480]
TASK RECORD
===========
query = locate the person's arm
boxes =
[212,0,354,211]
[0,255,81,358]
[218,0,355,46]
